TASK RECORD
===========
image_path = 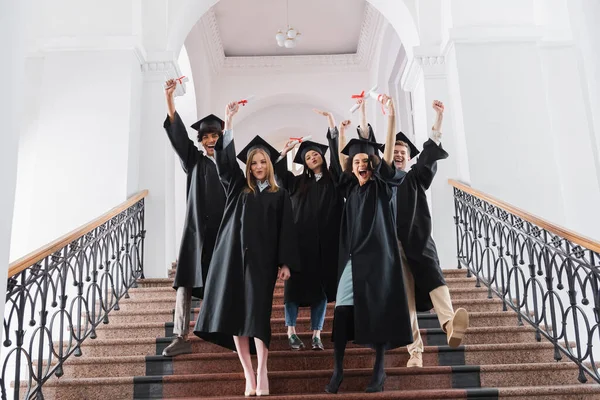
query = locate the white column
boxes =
[137,60,181,278]
[403,44,471,270]
[0,0,29,342]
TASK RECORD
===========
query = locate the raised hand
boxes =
[281,139,301,156]
[433,100,445,114]
[312,108,332,118]
[165,79,177,97]
[381,94,394,116]
[339,120,351,130]
[226,101,239,119]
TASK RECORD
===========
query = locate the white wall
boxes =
[9,51,143,261]
[0,0,30,344]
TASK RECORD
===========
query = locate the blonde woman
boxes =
[194,101,300,397]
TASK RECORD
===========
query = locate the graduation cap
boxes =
[293,141,329,165]
[237,135,280,164]
[190,114,225,136]
[395,131,420,157]
[341,138,383,158]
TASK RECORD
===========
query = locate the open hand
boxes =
[313,109,332,118]
[278,265,291,281]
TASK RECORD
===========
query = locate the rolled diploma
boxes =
[163,76,189,89]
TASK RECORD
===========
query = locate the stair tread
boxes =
[40,363,587,385]
[170,384,600,400]
[106,309,518,319]
[63,341,563,364]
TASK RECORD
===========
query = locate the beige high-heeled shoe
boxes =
[256,389,269,397]
[244,388,256,397]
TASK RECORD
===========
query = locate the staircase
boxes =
[38,268,600,399]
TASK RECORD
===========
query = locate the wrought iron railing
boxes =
[0,191,148,399]
[450,179,600,384]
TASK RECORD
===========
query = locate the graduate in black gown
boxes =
[162,79,226,356]
[361,100,469,368]
[194,101,300,397]
[325,96,413,394]
[276,109,344,351]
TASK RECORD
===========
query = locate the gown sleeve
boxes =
[163,112,199,173]
[273,157,297,194]
[277,191,301,273]
[327,127,355,196]
[410,139,449,190]
[214,130,245,196]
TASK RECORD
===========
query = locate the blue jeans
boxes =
[284,296,328,331]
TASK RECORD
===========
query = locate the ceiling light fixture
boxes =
[275,0,301,48]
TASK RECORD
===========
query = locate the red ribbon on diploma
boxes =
[175,76,186,84]
[238,99,249,106]
[351,91,365,99]
[290,137,303,142]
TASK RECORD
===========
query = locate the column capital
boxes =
[412,42,453,79]
[141,57,187,97]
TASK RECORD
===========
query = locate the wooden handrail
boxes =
[8,190,149,278]
[449,179,600,254]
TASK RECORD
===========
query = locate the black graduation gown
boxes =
[193,134,301,351]
[275,158,344,306]
[327,129,413,350]
[163,113,226,299]
[396,139,449,311]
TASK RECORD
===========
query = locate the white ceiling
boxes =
[213,0,367,57]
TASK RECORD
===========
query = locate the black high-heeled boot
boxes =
[365,343,386,393]
[325,306,353,394]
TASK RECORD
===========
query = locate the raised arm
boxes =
[412,100,449,189]
[382,95,396,166]
[165,79,177,122]
[163,79,198,173]
[358,99,369,138]
[214,101,244,194]
[430,100,444,144]
[338,119,351,169]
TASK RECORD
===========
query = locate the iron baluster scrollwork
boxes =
[452,184,600,384]
[0,197,146,399]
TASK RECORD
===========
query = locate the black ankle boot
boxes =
[365,344,386,393]
[325,306,353,394]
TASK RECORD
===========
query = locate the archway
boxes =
[167,0,420,60]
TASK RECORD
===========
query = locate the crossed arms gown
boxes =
[193,134,301,351]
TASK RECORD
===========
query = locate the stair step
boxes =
[122,286,491,302]
[76,325,540,358]
[61,342,566,379]
[177,384,600,399]
[136,275,479,290]
[114,297,506,314]
[93,312,525,340]
[44,363,590,399]
[105,308,521,330]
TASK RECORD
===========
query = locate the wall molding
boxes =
[198,3,384,75]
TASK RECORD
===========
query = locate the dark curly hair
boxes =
[343,153,381,175]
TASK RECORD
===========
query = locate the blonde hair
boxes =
[395,140,411,157]
[244,148,279,194]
